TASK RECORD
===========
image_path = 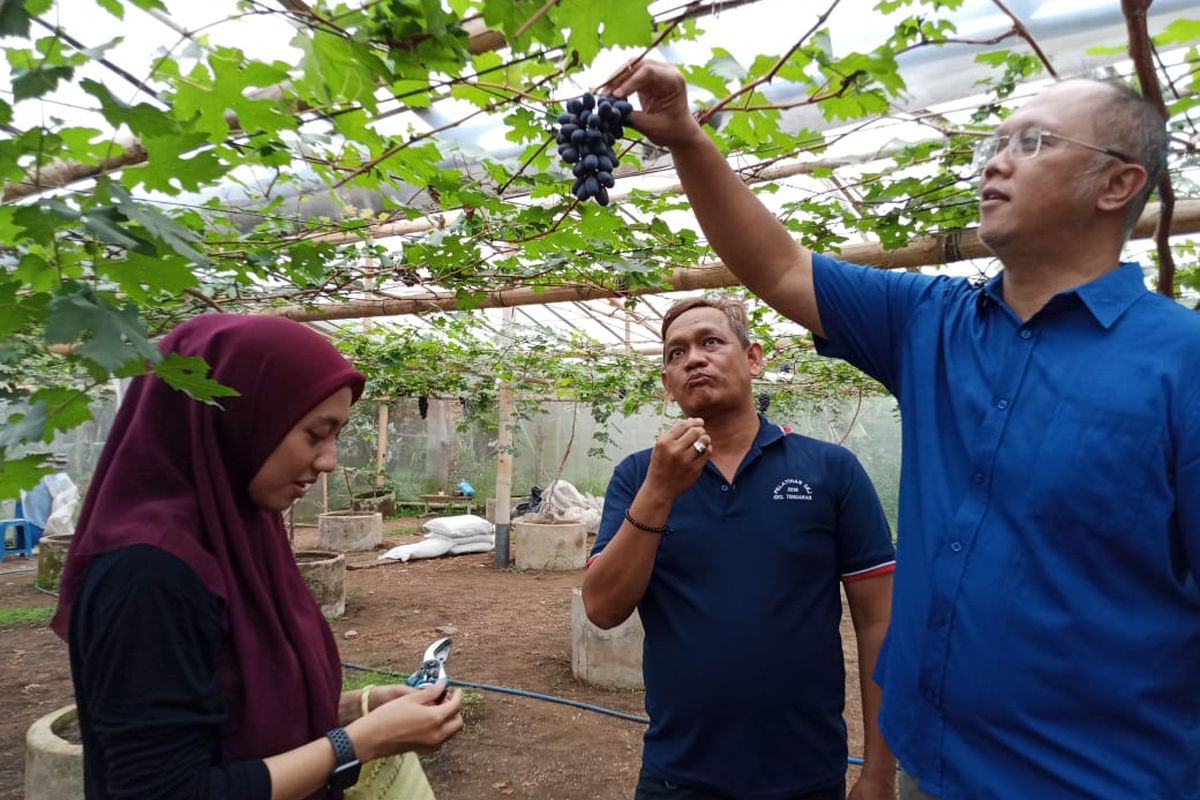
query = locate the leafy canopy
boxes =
[0,0,1195,496]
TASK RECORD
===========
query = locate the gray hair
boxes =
[1083,80,1169,237]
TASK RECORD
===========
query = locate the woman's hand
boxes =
[348,683,464,762]
[363,683,421,713]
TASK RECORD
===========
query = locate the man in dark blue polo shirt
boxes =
[582,296,897,800]
[608,63,1199,800]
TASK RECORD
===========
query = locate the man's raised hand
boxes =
[603,59,706,151]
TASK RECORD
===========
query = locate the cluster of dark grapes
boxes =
[555,92,634,206]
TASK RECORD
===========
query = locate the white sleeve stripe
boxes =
[840,559,896,578]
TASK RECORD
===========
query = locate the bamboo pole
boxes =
[259,199,1200,322]
[493,307,516,568]
[375,402,389,488]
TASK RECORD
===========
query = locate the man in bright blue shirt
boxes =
[609,63,1198,800]
[583,297,897,800]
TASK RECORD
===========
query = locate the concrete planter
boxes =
[25,704,83,800]
[317,511,382,552]
[570,587,644,689]
[352,490,395,518]
[513,520,585,571]
[295,549,346,618]
[36,533,73,592]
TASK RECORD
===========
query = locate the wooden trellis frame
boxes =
[260,199,1200,323]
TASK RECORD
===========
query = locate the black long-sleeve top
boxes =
[68,544,271,799]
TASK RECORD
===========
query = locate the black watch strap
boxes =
[324,727,362,791]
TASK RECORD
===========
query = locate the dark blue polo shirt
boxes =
[812,254,1200,800]
[592,417,895,800]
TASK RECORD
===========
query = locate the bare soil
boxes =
[0,517,870,800]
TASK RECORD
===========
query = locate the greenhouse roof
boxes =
[2,0,1198,374]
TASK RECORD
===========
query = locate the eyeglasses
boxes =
[970,127,1136,172]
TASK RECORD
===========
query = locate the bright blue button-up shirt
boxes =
[813,255,1200,800]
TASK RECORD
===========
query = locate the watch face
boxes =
[330,759,362,790]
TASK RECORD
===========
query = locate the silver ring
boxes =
[692,440,707,455]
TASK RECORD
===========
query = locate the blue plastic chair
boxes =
[0,500,44,560]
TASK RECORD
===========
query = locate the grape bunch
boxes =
[555,92,634,206]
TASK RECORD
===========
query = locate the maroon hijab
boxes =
[53,313,365,765]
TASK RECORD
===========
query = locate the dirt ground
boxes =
[0,517,871,800]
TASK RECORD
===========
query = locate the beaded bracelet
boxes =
[624,508,671,535]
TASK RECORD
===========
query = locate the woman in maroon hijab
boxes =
[53,314,463,799]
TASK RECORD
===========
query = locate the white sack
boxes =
[439,532,494,546]
[422,514,493,540]
[449,539,494,555]
[378,536,454,562]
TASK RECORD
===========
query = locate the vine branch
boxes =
[1122,0,1177,298]
[990,0,1058,77]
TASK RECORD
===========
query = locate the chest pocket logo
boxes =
[772,478,813,501]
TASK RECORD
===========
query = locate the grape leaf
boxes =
[101,250,199,301]
[81,206,155,253]
[0,280,42,339]
[295,30,387,113]
[31,387,94,438]
[44,286,160,373]
[0,403,46,447]
[112,186,210,266]
[0,0,33,37]
[1154,18,1200,46]
[95,0,124,18]
[81,78,179,138]
[0,453,54,501]
[12,65,74,101]
[155,352,240,406]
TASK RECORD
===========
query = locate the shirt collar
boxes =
[980,272,1005,310]
[979,262,1146,329]
[755,413,786,449]
[1072,262,1148,329]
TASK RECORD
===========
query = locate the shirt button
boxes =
[721,485,729,492]
[972,472,984,484]
[1019,330,1032,340]
[996,399,1008,410]
[950,541,963,553]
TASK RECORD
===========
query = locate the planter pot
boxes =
[295,549,346,619]
[36,533,73,592]
[317,511,382,552]
[513,520,585,571]
[25,704,82,800]
[571,587,644,689]
[353,490,395,518]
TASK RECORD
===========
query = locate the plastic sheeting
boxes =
[20,472,79,535]
[518,479,603,534]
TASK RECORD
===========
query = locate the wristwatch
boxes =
[324,727,362,791]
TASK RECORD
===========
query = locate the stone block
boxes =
[513,520,585,571]
[571,587,644,689]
